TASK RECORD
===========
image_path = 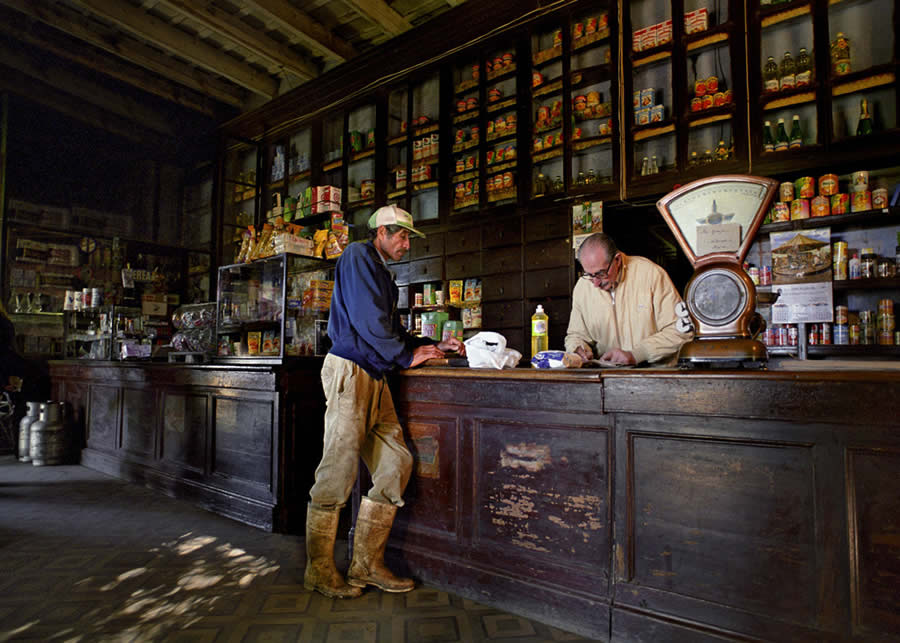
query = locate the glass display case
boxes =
[215,253,334,361]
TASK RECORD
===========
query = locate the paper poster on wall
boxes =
[572,201,602,236]
[770,282,834,324]
[770,228,832,284]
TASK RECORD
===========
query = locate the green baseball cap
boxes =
[367,204,425,238]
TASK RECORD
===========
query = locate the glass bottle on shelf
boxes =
[789,115,803,149]
[649,155,659,174]
[553,175,564,192]
[715,140,728,161]
[830,32,851,76]
[586,168,597,184]
[689,151,699,167]
[779,51,795,91]
[703,149,713,164]
[763,56,779,93]
[894,231,900,273]
[795,48,812,87]
[774,118,789,151]
[856,99,874,136]
[640,157,649,176]
[576,170,586,185]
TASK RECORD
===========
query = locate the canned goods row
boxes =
[64,288,103,311]
[745,265,772,286]
[764,324,800,347]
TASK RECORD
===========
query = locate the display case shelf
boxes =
[388,135,407,147]
[532,48,562,68]
[453,110,480,125]
[454,79,478,95]
[487,64,516,82]
[533,80,563,98]
[573,136,612,153]
[487,98,517,113]
[288,170,311,183]
[632,44,673,68]
[760,1,812,27]
[413,180,439,191]
[322,159,343,172]
[572,29,610,51]
[452,140,479,153]
[687,108,735,128]
[413,124,439,136]
[633,121,676,141]
[485,160,516,174]
[486,130,517,144]
[831,68,896,96]
[685,25,731,52]
[533,146,563,163]
[759,206,899,234]
[351,149,375,162]
[761,88,817,110]
[571,65,612,89]
[387,188,407,200]
[832,277,900,291]
[452,170,479,182]
[347,198,376,210]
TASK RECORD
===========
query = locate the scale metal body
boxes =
[656,175,778,368]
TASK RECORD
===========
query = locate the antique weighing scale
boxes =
[656,175,779,368]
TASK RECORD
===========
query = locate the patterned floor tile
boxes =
[481,612,537,639]
[258,591,313,615]
[324,620,378,643]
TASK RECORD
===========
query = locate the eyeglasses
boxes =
[580,253,619,280]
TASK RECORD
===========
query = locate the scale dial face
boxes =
[657,175,778,265]
[685,268,748,329]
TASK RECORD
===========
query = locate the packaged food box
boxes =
[420,311,449,341]
[650,105,665,122]
[449,280,463,303]
[642,25,658,50]
[633,28,646,52]
[657,19,673,44]
[310,199,342,214]
[464,278,482,301]
[442,320,464,342]
[262,330,277,355]
[247,331,261,356]
[309,185,341,204]
[640,88,655,107]
[636,108,651,125]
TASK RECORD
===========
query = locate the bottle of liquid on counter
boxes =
[856,98,873,136]
[763,56,779,93]
[795,47,812,86]
[779,51,795,90]
[789,115,803,149]
[774,118,789,152]
[763,120,775,152]
[531,305,549,358]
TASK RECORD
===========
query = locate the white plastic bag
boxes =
[464,331,522,369]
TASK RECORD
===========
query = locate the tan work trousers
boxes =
[309,353,413,510]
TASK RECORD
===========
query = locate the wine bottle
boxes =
[763,56,779,93]
[774,118,789,152]
[795,48,812,87]
[856,99,873,136]
[780,51,795,91]
[763,120,775,152]
[789,115,803,149]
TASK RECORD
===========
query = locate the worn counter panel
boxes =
[50,360,325,532]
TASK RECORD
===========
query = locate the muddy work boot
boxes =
[347,497,414,593]
[303,504,362,599]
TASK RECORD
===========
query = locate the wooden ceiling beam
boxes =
[0,38,179,137]
[241,0,357,63]
[344,0,412,37]
[0,0,247,108]
[68,0,278,98]
[159,0,318,81]
[0,7,228,118]
[0,66,172,151]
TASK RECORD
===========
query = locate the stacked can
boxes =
[834,305,849,344]
[833,241,848,280]
[850,170,872,213]
[878,299,895,345]
[808,323,832,345]
[860,310,877,344]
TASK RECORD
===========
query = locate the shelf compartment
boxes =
[573,136,612,152]
[413,180,439,192]
[322,159,343,172]
[388,135,407,147]
[452,140,479,153]
[572,29,610,51]
[232,191,257,203]
[350,149,375,162]
[267,179,285,189]
[832,277,900,291]
[486,130,517,144]
[759,206,898,234]
[632,45,673,68]
[532,46,563,67]
[454,79,478,95]
[688,109,734,128]
[487,189,517,203]
[571,64,612,89]
[413,154,439,167]
[758,143,823,160]
[487,97,517,113]
[831,68,896,97]
[453,199,479,212]
[760,2,812,28]
[686,29,730,52]
[486,63,516,82]
[761,88,817,110]
[413,123,439,137]
[633,121,676,141]
[452,170,479,182]
[453,109,480,124]
[225,178,257,188]
[533,146,563,163]
[485,160,516,174]
[387,188,407,200]
[533,79,563,98]
[288,170,311,183]
[346,198,376,210]
[807,345,900,357]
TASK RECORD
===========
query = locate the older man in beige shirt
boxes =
[565,233,691,365]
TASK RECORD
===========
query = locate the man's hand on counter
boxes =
[410,344,448,368]
[600,348,636,365]
[574,346,594,361]
[437,337,466,357]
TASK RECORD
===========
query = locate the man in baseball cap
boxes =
[303,203,464,599]
[367,204,425,238]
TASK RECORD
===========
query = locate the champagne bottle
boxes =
[763,56,779,93]
[780,51,795,90]
[789,115,803,149]
[856,98,873,136]
[774,118,789,152]
[795,47,812,87]
[763,120,775,152]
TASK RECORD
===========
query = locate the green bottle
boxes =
[789,115,803,149]
[763,120,775,152]
[856,99,873,136]
[774,118,789,152]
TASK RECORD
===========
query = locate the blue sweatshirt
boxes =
[327,240,433,379]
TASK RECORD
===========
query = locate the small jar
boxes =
[878,259,895,278]
[860,248,878,279]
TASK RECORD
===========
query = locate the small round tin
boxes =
[694,78,707,97]
[851,190,872,212]
[690,97,703,112]
[872,187,889,209]
[811,195,830,217]
[795,176,815,198]
[713,92,727,107]
[780,181,795,202]
[706,75,719,93]
[790,198,810,220]
[818,173,838,196]
[831,193,849,214]
[773,202,791,222]
[835,305,849,324]
[851,170,869,192]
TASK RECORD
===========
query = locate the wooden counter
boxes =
[377,366,900,642]
[49,359,326,532]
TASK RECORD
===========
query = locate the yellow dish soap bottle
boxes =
[531,304,549,358]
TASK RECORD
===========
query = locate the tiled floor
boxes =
[0,457,599,642]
